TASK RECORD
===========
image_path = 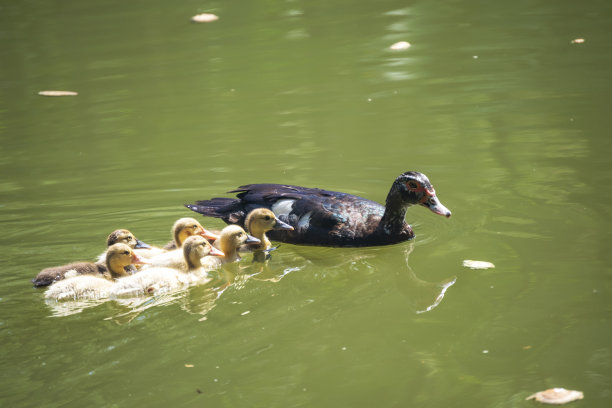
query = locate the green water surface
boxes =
[1,0,611,407]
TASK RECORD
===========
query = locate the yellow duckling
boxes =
[163,217,218,250]
[44,244,146,300]
[203,225,260,269]
[110,235,224,297]
[147,231,224,270]
[243,208,293,251]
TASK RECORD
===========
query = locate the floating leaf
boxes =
[191,13,219,23]
[526,388,584,404]
[390,41,411,50]
[462,260,495,269]
[38,90,78,96]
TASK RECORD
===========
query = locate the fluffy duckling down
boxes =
[110,235,224,297]
[44,244,146,300]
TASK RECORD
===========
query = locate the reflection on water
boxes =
[399,244,456,313]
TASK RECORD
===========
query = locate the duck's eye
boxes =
[265,215,271,221]
[122,250,130,255]
[407,181,418,189]
[192,225,198,229]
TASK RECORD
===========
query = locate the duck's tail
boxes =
[185,198,245,224]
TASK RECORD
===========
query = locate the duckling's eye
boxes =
[264,215,271,221]
[122,250,130,255]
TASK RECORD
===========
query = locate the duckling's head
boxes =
[218,225,260,259]
[106,229,151,249]
[106,243,148,277]
[172,217,218,247]
[245,208,294,234]
[182,235,224,269]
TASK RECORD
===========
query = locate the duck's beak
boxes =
[131,252,151,265]
[134,239,152,249]
[199,228,219,242]
[273,217,294,231]
[421,196,452,218]
[208,246,225,257]
[245,234,261,245]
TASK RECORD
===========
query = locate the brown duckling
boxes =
[34,238,148,287]
[96,228,152,263]
[44,244,147,300]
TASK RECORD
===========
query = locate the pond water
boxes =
[1,0,611,406]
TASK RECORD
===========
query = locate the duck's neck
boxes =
[380,202,408,234]
[221,241,240,262]
[106,258,130,279]
[175,230,187,248]
[379,189,412,236]
[248,227,270,251]
[184,250,201,270]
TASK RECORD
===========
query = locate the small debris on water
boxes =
[390,41,411,50]
[571,38,585,44]
[462,260,495,269]
[526,388,584,404]
[38,90,78,97]
[191,13,219,23]
[185,364,194,368]
[241,310,250,316]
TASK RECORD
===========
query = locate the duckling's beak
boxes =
[131,252,151,265]
[208,246,225,257]
[273,217,294,231]
[421,196,452,218]
[245,234,261,244]
[199,228,219,242]
[134,239,152,249]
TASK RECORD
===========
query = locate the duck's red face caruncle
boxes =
[403,177,452,218]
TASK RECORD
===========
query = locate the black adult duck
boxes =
[185,171,451,247]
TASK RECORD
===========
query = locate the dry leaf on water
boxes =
[526,388,584,404]
[462,260,495,269]
[191,13,219,23]
[38,90,78,96]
